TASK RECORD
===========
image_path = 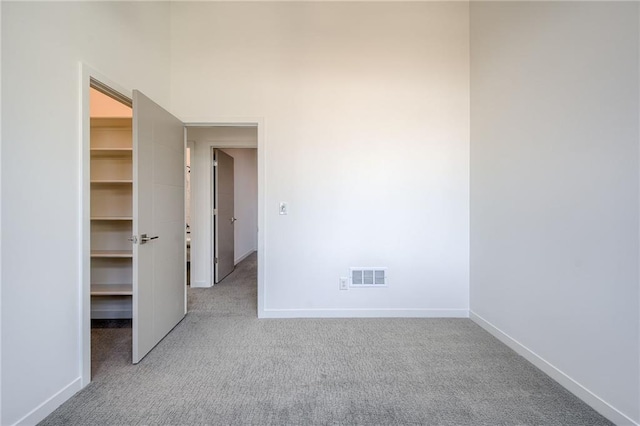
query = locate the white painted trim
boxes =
[208,143,258,149]
[470,311,639,426]
[256,120,266,318]
[184,119,260,127]
[12,377,82,426]
[261,308,469,319]
[79,63,133,389]
[0,0,3,416]
[637,6,640,426]
[186,140,256,149]
[235,249,255,266]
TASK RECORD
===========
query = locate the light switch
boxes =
[339,277,349,290]
[279,202,288,215]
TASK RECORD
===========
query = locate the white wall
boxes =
[221,148,258,264]
[470,2,639,424]
[187,127,257,288]
[1,3,172,424]
[171,2,471,316]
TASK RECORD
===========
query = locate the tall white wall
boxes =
[171,2,470,316]
[1,3,172,424]
[187,127,258,287]
[469,2,639,424]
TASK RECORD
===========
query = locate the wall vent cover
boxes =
[350,267,387,287]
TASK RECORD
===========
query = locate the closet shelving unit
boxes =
[90,117,134,318]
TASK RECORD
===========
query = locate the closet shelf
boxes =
[90,180,133,184]
[91,284,133,296]
[91,250,133,258]
[90,116,133,320]
[90,148,133,157]
[91,216,133,221]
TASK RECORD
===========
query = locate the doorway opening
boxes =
[86,81,134,381]
[185,126,259,292]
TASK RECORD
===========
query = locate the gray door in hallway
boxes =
[213,148,235,283]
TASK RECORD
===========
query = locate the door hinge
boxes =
[213,160,218,167]
[215,257,219,264]
[213,209,218,216]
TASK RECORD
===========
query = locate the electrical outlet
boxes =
[279,202,288,215]
[339,277,349,290]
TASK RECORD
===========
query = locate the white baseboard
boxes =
[13,377,82,426]
[470,311,638,426]
[234,249,255,265]
[260,308,469,319]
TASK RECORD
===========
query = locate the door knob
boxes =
[230,217,237,224]
[140,233,159,244]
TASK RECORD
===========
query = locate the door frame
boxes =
[184,121,264,317]
[80,64,133,388]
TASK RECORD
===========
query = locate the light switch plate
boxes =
[339,277,349,290]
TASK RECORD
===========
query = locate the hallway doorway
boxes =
[185,124,262,315]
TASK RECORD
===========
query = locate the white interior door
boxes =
[214,149,235,283]
[132,90,185,364]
